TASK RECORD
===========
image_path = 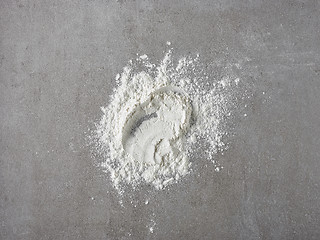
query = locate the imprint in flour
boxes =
[121,87,193,178]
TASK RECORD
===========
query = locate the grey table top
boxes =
[1,0,320,239]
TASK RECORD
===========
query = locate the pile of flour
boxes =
[95,49,240,191]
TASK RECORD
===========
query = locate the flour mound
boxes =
[95,50,239,191]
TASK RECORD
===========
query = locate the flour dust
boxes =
[93,48,240,192]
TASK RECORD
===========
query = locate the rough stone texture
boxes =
[1,0,320,239]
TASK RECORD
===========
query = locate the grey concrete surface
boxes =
[1,0,320,239]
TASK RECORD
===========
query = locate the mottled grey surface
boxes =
[1,0,320,239]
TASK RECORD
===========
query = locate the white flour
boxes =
[95,49,240,191]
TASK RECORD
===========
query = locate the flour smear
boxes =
[94,48,241,192]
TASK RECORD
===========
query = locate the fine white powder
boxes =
[94,49,240,191]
